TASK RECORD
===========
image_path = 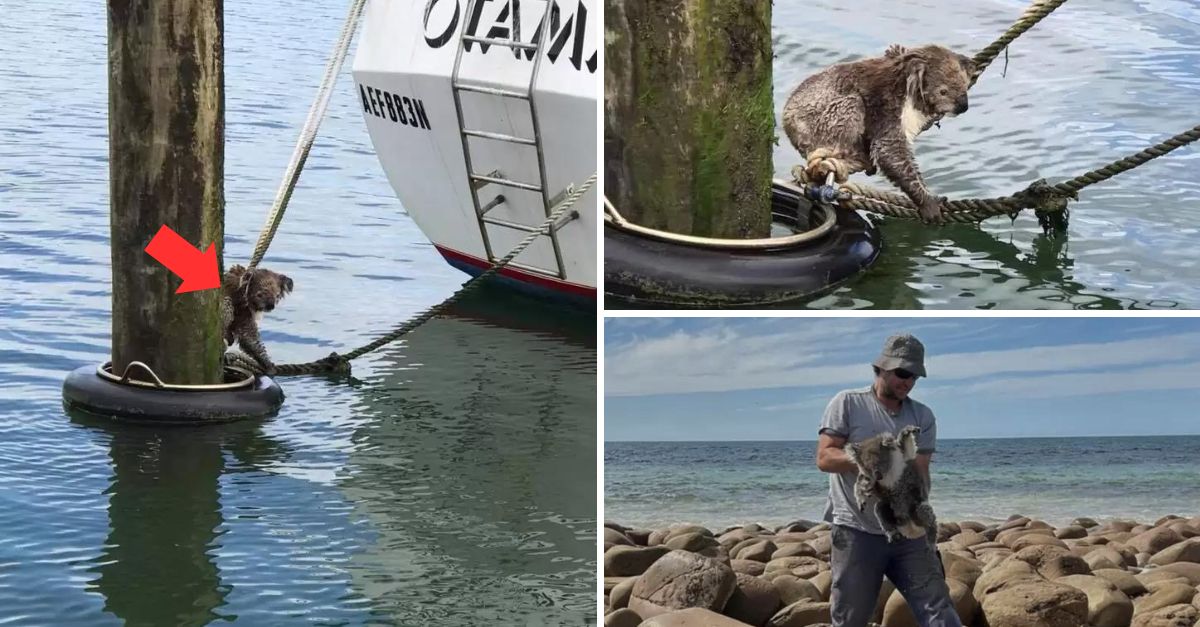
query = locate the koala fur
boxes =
[782,44,974,223]
[221,264,292,374]
[845,425,937,544]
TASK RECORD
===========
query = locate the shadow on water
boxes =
[802,218,1129,309]
[68,411,290,627]
[332,290,596,624]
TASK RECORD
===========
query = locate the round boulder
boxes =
[605,545,672,577]
[769,574,822,606]
[1134,583,1198,615]
[665,532,723,555]
[629,550,737,619]
[1012,545,1091,580]
[732,559,766,576]
[1130,603,1199,627]
[767,599,832,627]
[724,572,782,627]
[1150,538,1200,567]
[1055,574,1133,627]
[1092,568,1149,598]
[609,576,638,611]
[772,543,817,560]
[980,581,1088,627]
[604,608,642,627]
[638,607,756,626]
[1129,528,1185,556]
[737,540,778,563]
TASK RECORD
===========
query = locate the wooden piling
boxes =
[604,0,774,239]
[108,0,225,385]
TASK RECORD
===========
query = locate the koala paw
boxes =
[900,425,920,438]
[919,197,945,224]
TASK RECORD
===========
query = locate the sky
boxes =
[605,317,1200,441]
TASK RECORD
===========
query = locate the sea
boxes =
[0,1,595,625]
[767,0,1200,309]
[605,437,1200,531]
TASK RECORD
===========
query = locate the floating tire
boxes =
[62,363,285,424]
[605,182,882,307]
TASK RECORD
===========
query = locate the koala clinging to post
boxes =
[782,44,975,223]
[845,425,938,544]
[221,264,293,375]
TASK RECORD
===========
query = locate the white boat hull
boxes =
[352,0,597,305]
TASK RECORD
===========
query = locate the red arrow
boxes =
[144,225,221,294]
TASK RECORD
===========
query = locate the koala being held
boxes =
[846,425,937,544]
[782,44,974,223]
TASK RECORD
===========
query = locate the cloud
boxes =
[606,321,1200,399]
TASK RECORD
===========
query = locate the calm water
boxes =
[769,0,1200,308]
[605,437,1200,530]
[0,1,595,624]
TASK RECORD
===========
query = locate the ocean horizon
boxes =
[605,435,1200,531]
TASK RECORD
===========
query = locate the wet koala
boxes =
[782,44,974,223]
[221,264,293,374]
[845,425,937,544]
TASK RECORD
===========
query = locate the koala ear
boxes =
[905,56,927,104]
[957,53,975,76]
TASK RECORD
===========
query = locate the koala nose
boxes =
[283,277,294,292]
[265,302,275,312]
[954,96,969,115]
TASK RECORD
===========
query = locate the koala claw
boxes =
[919,199,945,225]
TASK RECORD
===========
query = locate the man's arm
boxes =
[816,433,858,474]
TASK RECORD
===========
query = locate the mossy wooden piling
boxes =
[604,0,774,239]
[108,0,225,385]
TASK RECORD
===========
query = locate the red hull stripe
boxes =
[434,245,597,298]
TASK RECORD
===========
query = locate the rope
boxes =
[230,173,598,376]
[969,0,1068,87]
[246,0,367,271]
[832,124,1200,223]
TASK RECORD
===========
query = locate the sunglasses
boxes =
[892,368,918,380]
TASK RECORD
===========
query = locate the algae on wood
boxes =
[109,0,225,385]
[605,0,774,239]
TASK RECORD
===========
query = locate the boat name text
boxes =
[358,85,432,130]
[422,0,597,74]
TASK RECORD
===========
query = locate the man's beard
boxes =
[882,384,904,401]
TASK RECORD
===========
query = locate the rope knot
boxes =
[1013,179,1076,234]
[1013,178,1077,213]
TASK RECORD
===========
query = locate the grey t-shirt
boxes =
[818,386,937,535]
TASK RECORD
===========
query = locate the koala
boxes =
[782,44,975,223]
[221,264,293,375]
[845,425,937,544]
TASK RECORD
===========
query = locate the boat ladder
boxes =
[449,0,573,280]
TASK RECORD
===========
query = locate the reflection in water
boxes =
[340,293,596,624]
[72,413,289,626]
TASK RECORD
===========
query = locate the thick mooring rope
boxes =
[969,0,1069,87]
[230,173,597,377]
[246,0,367,271]
[825,0,1200,226]
[839,125,1200,223]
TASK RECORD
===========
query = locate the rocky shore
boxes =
[603,515,1200,627]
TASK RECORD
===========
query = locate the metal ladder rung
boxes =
[453,83,529,99]
[463,35,537,51]
[470,173,542,193]
[463,129,536,145]
[482,208,578,233]
[483,216,544,234]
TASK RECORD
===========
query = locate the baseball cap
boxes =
[873,333,927,378]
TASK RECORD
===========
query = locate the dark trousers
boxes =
[829,524,962,627]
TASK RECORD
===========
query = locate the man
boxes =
[815,334,961,627]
